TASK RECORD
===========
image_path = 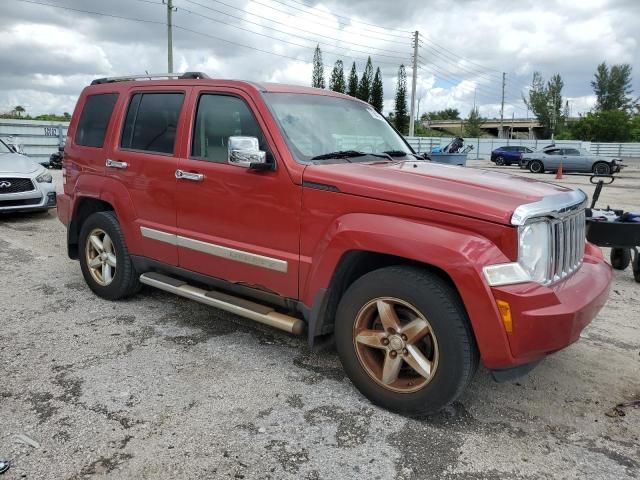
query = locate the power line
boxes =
[180,0,410,63]
[13,0,166,25]
[235,0,413,40]
[184,0,412,54]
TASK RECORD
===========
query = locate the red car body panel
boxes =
[58,79,612,371]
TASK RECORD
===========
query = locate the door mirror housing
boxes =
[228,136,271,170]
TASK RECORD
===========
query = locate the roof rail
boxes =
[90,72,210,85]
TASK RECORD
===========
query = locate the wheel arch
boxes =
[67,197,114,259]
[302,216,513,366]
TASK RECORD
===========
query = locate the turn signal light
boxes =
[496,300,513,333]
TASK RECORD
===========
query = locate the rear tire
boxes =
[529,160,544,174]
[593,162,611,175]
[610,248,631,271]
[334,266,479,416]
[78,211,140,300]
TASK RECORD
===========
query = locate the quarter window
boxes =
[191,94,267,162]
[120,92,184,154]
[75,93,118,148]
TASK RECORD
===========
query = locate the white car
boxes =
[0,138,56,213]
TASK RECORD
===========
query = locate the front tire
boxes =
[79,211,140,300]
[593,162,611,175]
[495,156,505,166]
[529,160,544,174]
[334,266,479,416]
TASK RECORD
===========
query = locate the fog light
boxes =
[496,299,513,333]
[46,192,57,206]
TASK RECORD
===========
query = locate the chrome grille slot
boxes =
[547,209,585,283]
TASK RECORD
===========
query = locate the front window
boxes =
[263,93,412,162]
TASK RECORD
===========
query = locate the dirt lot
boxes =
[1,163,639,479]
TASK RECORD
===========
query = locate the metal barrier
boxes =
[0,119,69,160]
[404,136,640,161]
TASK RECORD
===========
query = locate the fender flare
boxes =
[301,213,513,367]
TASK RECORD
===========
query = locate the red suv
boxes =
[57,73,612,415]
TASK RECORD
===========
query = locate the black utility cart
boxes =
[585,175,640,282]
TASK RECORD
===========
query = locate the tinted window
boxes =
[121,92,184,154]
[75,93,118,148]
[564,148,580,155]
[546,149,561,155]
[192,94,267,162]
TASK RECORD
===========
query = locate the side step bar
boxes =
[140,272,305,335]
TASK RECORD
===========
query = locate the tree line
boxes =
[524,62,639,142]
[312,45,410,134]
[0,106,71,122]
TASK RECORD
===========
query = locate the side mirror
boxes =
[228,136,270,170]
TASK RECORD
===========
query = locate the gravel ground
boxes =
[1,165,639,480]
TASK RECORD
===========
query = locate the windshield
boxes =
[0,139,11,154]
[263,92,412,162]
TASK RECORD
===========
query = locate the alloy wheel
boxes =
[85,228,117,286]
[353,297,439,393]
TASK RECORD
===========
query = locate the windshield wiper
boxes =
[382,150,409,157]
[311,150,367,161]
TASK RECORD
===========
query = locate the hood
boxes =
[0,152,41,175]
[303,160,572,225]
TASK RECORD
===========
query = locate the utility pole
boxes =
[408,31,419,137]
[499,72,505,139]
[165,0,175,73]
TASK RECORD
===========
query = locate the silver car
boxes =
[0,138,57,213]
[521,147,624,175]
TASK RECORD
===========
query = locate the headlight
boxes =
[518,222,550,283]
[483,221,551,286]
[36,171,52,183]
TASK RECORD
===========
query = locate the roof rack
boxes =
[90,72,210,85]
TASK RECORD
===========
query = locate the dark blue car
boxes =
[490,145,533,166]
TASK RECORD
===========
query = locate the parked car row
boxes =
[491,145,624,175]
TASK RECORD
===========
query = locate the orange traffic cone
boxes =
[555,161,563,179]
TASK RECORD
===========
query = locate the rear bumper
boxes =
[488,244,611,367]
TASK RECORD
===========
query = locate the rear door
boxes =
[106,87,189,265]
[174,88,301,299]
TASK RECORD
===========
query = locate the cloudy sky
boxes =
[1,0,639,119]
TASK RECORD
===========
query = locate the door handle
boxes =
[106,158,129,169]
[175,169,204,182]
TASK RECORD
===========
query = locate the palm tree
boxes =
[14,105,25,117]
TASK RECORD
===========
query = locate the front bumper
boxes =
[0,177,56,212]
[490,244,611,366]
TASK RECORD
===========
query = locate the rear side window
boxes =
[121,92,184,154]
[75,93,118,148]
[564,148,580,155]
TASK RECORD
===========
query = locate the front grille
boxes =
[0,197,42,207]
[548,209,586,283]
[0,177,36,194]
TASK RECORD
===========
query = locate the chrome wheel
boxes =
[85,228,117,286]
[353,297,439,393]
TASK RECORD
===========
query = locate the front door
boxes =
[175,90,301,299]
[106,88,189,265]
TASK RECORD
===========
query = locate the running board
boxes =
[139,272,305,335]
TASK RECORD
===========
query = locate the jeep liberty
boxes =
[57,73,612,415]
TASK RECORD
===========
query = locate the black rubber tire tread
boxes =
[334,265,479,416]
[593,162,611,175]
[610,248,631,271]
[78,211,141,300]
[529,160,544,174]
